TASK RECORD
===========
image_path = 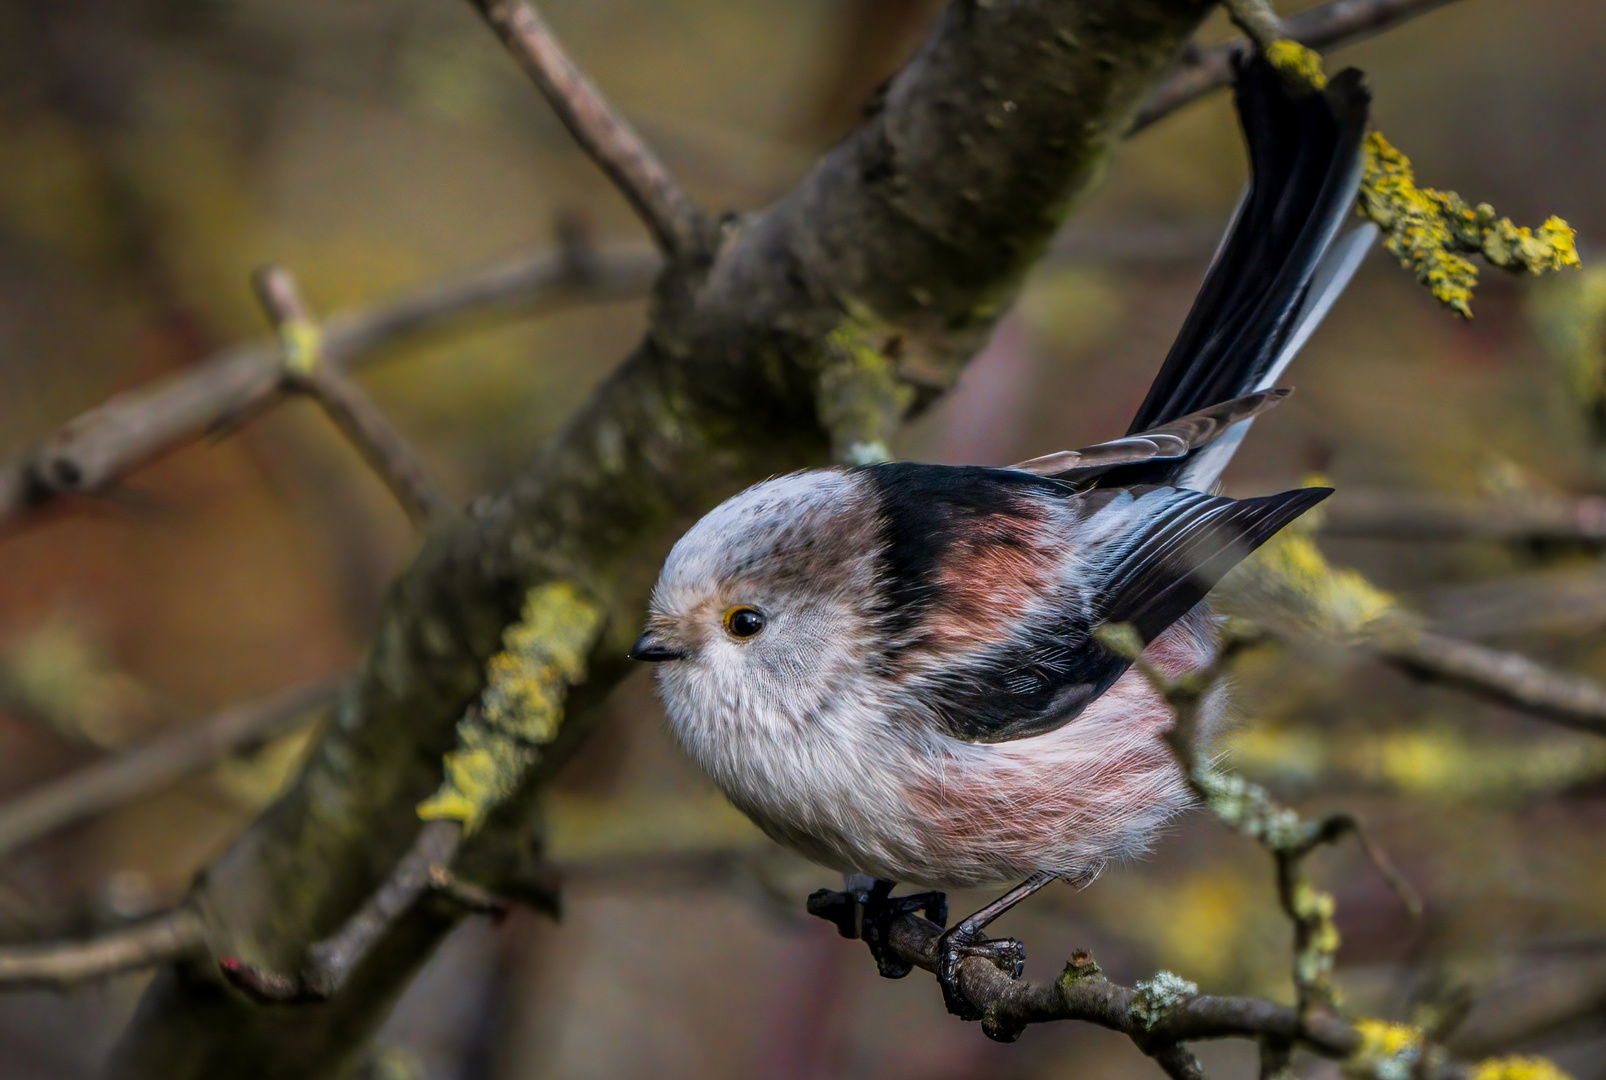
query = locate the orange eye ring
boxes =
[722,606,767,639]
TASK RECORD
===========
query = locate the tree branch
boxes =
[0,677,340,859]
[467,1,709,259]
[0,909,206,991]
[219,821,471,1003]
[0,244,658,534]
[1374,622,1606,737]
[254,266,457,529]
[1133,0,1464,132]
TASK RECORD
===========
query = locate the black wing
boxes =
[862,463,1332,743]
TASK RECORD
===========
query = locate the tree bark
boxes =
[107,1,1213,1075]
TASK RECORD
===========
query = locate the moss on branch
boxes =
[417,582,603,834]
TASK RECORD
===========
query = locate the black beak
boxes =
[628,632,685,663]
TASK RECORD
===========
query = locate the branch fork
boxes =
[252,265,456,529]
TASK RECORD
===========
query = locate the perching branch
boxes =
[1133,0,1464,132]
[0,909,206,991]
[466,0,709,260]
[0,677,340,859]
[253,266,457,529]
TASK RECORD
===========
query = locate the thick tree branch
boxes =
[1133,0,1464,132]
[0,244,658,534]
[0,677,339,859]
[254,266,457,529]
[467,1,709,259]
[0,910,206,991]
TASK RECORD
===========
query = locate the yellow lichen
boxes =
[1470,1056,1575,1080]
[1265,39,1328,91]
[1345,1019,1423,1078]
[417,581,603,834]
[1224,510,1397,641]
[278,318,322,377]
[1358,132,1580,318]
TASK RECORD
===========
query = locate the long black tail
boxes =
[1122,55,1370,485]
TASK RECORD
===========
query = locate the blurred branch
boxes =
[1374,622,1606,737]
[0,909,205,991]
[253,266,456,529]
[0,244,658,534]
[1423,567,1606,640]
[1322,489,1606,543]
[467,0,709,259]
[1133,0,1464,132]
[0,677,340,859]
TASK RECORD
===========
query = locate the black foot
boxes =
[935,923,1026,1021]
[807,879,948,979]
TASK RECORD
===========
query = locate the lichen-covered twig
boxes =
[467,0,708,260]
[1357,133,1580,318]
[0,677,340,859]
[0,909,206,991]
[253,266,457,529]
[1133,0,1465,132]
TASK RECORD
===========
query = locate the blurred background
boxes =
[2,0,1606,1076]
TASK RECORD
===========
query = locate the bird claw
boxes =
[936,924,1026,1020]
[806,879,948,979]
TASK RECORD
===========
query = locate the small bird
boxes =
[630,54,1371,1019]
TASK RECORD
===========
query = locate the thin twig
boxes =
[254,266,457,529]
[1152,1042,1211,1080]
[468,0,708,259]
[0,244,658,533]
[1226,0,1289,51]
[0,908,206,991]
[1375,623,1606,737]
[0,677,339,859]
[1133,0,1464,132]
[220,820,467,1003]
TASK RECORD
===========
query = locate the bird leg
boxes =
[807,874,948,979]
[935,871,1057,1021]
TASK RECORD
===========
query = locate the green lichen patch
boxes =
[818,307,917,465]
[1130,970,1198,1030]
[1359,132,1580,318]
[417,581,604,834]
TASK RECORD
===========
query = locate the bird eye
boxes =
[722,606,766,639]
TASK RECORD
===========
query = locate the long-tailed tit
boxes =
[630,54,1372,1020]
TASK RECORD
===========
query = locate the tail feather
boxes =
[1123,56,1371,486]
